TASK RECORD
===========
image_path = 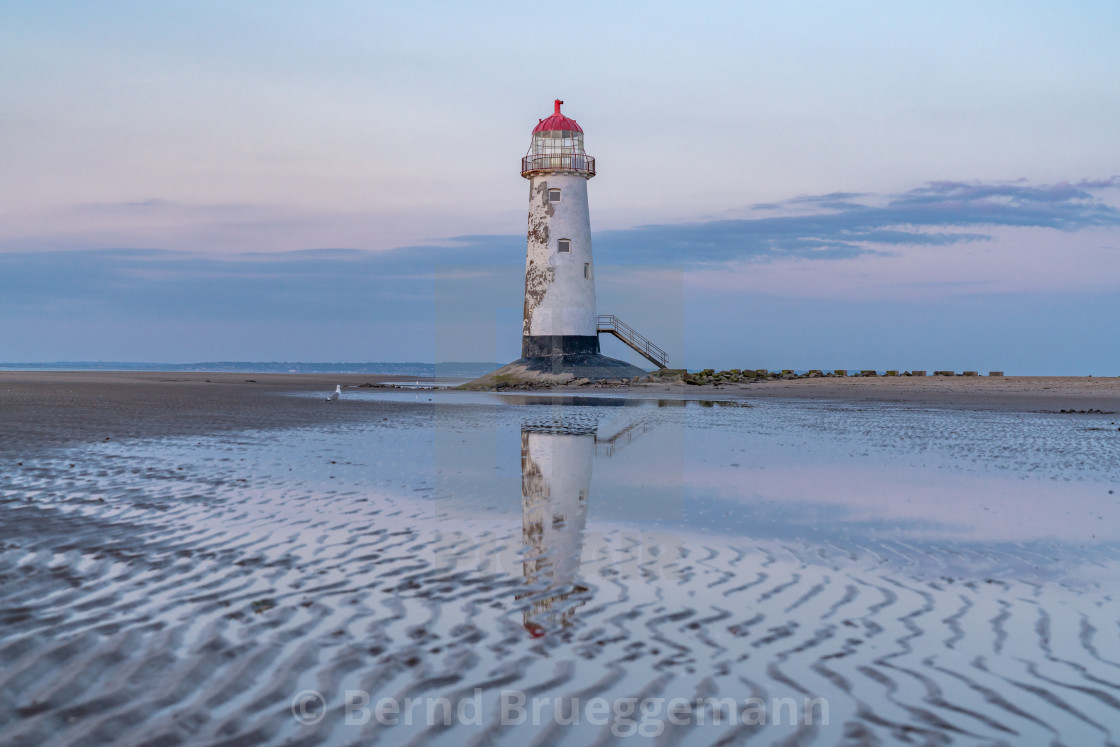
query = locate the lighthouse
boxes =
[466,99,660,387]
[520,99,601,360]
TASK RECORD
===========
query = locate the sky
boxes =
[2,1,1119,373]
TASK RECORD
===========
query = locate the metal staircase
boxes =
[596,315,668,369]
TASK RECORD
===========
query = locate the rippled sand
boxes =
[2,373,1119,745]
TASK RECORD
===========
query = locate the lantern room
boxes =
[521,100,596,179]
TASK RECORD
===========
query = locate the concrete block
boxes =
[988,371,1004,377]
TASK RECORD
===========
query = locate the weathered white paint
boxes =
[523,173,596,337]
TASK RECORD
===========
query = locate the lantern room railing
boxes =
[521,153,596,178]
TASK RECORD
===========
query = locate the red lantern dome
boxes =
[532,100,584,134]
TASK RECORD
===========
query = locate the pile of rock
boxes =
[472,366,1005,390]
[661,369,953,383]
[649,368,848,385]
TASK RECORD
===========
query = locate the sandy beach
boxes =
[4,372,1119,455]
[3,372,1119,744]
[0,371,419,455]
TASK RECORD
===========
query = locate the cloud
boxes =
[0,249,444,322]
[591,177,1120,265]
[882,179,1120,230]
[3,177,1116,326]
[1076,176,1120,189]
[10,177,1116,267]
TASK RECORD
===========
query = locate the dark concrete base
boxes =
[522,334,600,358]
[512,353,648,380]
[462,353,649,388]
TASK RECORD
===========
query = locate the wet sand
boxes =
[3,372,1119,744]
[0,371,420,454]
[618,375,1120,412]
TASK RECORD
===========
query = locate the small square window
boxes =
[557,239,571,253]
[548,189,561,202]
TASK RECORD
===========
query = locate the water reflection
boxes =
[518,422,594,637]
[513,406,699,636]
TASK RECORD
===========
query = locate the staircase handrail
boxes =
[596,314,668,368]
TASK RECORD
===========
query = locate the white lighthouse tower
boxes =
[520,100,601,360]
[466,99,660,387]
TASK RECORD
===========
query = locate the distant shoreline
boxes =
[0,361,500,376]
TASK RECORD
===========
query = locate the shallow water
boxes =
[2,391,1120,745]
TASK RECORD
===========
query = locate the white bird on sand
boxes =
[325,385,341,403]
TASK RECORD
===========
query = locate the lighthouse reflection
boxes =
[518,420,595,638]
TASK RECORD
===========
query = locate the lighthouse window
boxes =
[548,189,561,202]
[557,239,571,253]
[584,263,590,278]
